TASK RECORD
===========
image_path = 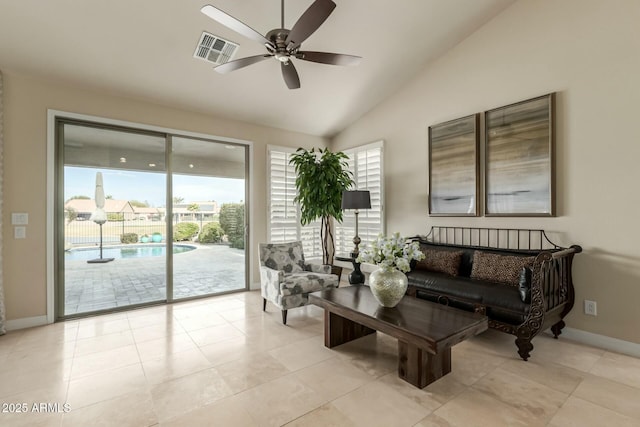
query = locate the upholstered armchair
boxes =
[259,241,339,324]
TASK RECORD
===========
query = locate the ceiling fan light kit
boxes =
[201,0,361,89]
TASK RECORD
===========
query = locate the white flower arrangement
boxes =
[356,232,425,273]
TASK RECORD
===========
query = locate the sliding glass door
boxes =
[171,137,247,299]
[56,120,248,319]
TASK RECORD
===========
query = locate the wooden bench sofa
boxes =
[406,227,582,361]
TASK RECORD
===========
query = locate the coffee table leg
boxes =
[397,341,451,388]
[324,310,376,348]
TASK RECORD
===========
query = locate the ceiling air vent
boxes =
[194,32,238,65]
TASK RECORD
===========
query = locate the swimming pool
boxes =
[65,244,196,261]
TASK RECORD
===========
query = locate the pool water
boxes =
[65,244,196,261]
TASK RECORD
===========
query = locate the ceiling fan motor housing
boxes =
[265,28,296,62]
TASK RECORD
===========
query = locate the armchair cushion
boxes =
[280,272,339,296]
[259,242,306,273]
[305,263,332,274]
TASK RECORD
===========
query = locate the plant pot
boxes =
[151,233,162,243]
[140,236,150,243]
[368,268,408,308]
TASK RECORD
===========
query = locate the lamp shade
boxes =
[341,190,371,210]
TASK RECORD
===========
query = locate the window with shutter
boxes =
[267,146,323,259]
[335,141,384,256]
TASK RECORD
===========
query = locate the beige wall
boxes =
[2,71,327,321]
[332,0,640,343]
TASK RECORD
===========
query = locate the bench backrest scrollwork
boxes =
[421,226,566,251]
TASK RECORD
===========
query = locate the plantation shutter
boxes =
[267,146,323,259]
[335,141,384,256]
[268,148,298,242]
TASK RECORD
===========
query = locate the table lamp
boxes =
[341,190,371,258]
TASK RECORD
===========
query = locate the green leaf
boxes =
[289,147,354,259]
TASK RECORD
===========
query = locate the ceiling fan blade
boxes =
[201,5,272,48]
[285,0,336,51]
[281,61,301,89]
[214,55,272,74]
[296,51,361,66]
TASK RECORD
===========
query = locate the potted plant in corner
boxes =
[289,147,354,275]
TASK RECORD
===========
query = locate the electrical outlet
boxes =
[584,299,597,316]
[14,226,26,239]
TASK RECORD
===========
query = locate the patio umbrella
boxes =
[88,172,114,263]
[90,171,107,223]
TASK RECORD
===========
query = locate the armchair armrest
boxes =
[305,263,332,274]
[260,266,284,298]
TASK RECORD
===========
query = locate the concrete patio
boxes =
[64,244,246,315]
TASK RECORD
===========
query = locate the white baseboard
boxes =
[548,327,640,358]
[5,315,49,331]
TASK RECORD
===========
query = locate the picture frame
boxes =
[484,93,555,216]
[428,114,480,216]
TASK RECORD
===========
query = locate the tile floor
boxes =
[1,290,640,426]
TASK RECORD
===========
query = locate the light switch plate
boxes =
[14,226,26,239]
[11,213,29,225]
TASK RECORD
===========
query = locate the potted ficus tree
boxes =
[289,147,354,269]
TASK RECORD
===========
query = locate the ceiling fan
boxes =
[201,0,362,89]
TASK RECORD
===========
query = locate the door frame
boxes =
[46,110,253,323]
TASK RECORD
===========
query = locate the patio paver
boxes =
[64,244,245,315]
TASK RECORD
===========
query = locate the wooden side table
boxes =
[335,255,365,285]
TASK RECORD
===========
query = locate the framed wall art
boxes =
[484,93,555,216]
[428,114,480,216]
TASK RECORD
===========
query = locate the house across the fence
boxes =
[172,201,220,222]
[64,199,133,221]
[133,206,163,221]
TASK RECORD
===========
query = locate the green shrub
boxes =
[230,236,245,250]
[198,222,224,243]
[220,203,245,250]
[120,233,138,244]
[219,203,245,241]
[107,213,124,221]
[173,222,199,241]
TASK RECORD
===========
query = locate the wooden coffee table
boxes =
[309,285,488,388]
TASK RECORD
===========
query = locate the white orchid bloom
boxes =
[356,233,423,274]
[396,258,410,273]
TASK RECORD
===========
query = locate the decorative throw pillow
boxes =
[470,251,535,286]
[519,266,532,303]
[415,249,464,276]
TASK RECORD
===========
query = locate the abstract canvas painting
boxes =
[485,93,555,216]
[429,114,479,216]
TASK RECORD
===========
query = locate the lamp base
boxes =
[352,234,361,259]
[348,267,365,285]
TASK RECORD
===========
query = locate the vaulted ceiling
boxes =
[0,0,515,137]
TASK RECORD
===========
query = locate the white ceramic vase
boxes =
[368,268,408,308]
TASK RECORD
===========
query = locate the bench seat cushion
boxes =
[408,270,530,324]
